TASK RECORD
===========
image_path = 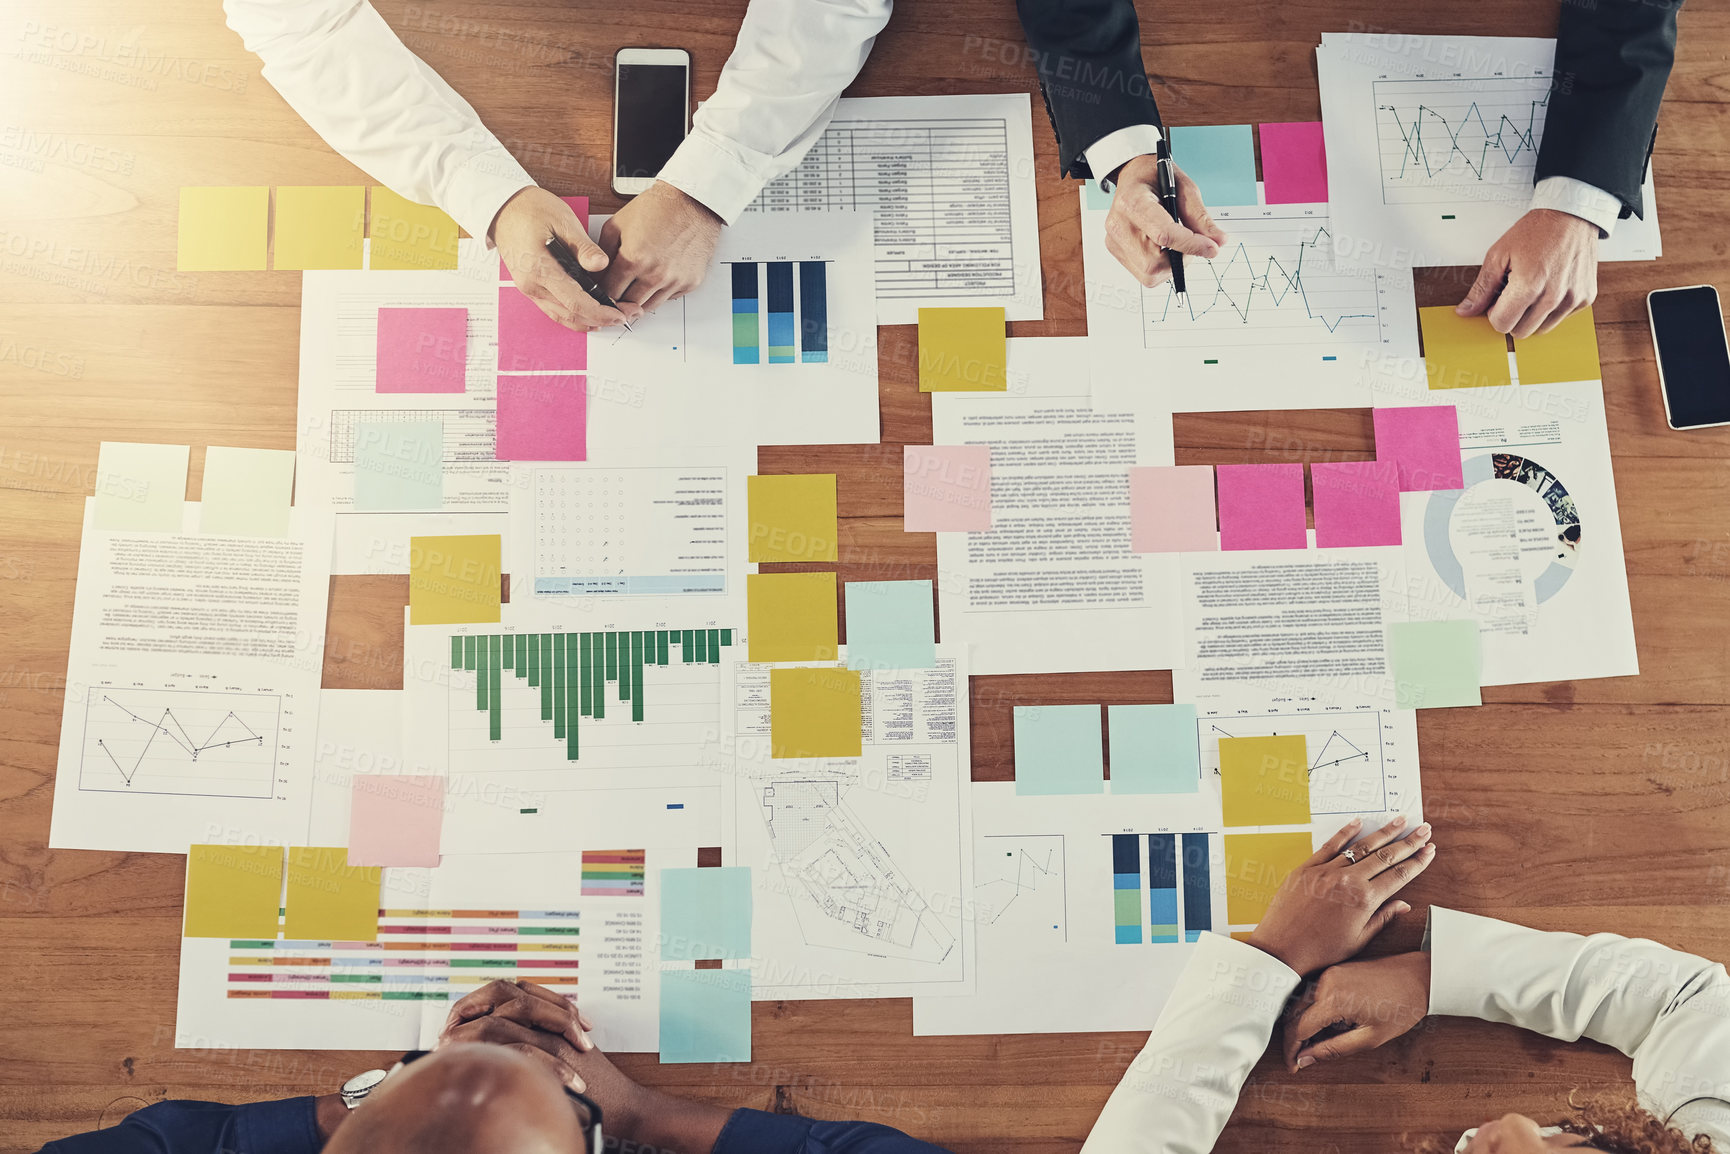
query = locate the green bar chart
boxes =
[451,628,736,761]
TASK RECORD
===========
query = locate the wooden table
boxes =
[2,0,1728,1149]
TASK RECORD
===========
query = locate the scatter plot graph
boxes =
[1374,76,1551,203]
[1142,215,1383,349]
[78,687,281,798]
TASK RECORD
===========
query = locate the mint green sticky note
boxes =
[200,446,296,537]
[660,867,752,961]
[1390,620,1482,709]
[659,968,751,1062]
[1108,704,1200,794]
[1083,179,1113,211]
[354,419,443,511]
[1169,125,1259,207]
[845,580,936,670]
[1014,705,1105,795]
[94,442,189,532]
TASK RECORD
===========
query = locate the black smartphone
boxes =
[612,48,691,196]
[1648,285,1730,430]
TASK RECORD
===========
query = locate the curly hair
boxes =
[1406,1093,1717,1154]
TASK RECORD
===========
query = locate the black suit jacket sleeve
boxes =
[1536,0,1681,219]
[1014,0,1162,179]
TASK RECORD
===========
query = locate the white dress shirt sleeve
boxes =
[656,0,893,224]
[1080,933,1300,1154]
[1084,124,1165,191]
[222,0,535,246]
[1531,176,1624,239]
[1427,907,1730,1150]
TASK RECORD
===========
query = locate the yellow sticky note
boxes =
[183,844,284,939]
[284,846,381,942]
[409,534,502,625]
[177,186,269,271]
[747,572,838,662]
[369,186,461,270]
[200,446,295,537]
[748,474,838,562]
[1420,306,1512,390]
[770,666,863,758]
[1513,305,1601,385]
[273,185,365,270]
[1222,832,1313,927]
[919,307,1007,392]
[1218,735,1310,826]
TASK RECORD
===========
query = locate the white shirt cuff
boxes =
[1532,176,1622,239]
[1085,124,1165,191]
[442,146,535,248]
[657,128,770,226]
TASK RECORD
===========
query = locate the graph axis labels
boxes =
[1372,75,1551,206]
[78,687,282,799]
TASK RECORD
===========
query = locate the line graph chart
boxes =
[1140,214,1383,349]
[976,833,1066,941]
[1374,76,1551,204]
[77,687,281,798]
[1199,708,1391,816]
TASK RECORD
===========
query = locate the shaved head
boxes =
[325,1044,586,1154]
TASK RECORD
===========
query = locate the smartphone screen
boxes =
[1650,286,1730,429]
[614,63,688,182]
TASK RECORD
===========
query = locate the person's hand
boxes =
[437,978,595,1089]
[1456,208,1598,338]
[598,180,723,313]
[1104,154,1227,288]
[1282,951,1432,1071]
[492,186,638,333]
[1245,815,1436,977]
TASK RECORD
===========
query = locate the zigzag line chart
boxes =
[1141,215,1383,348]
[77,687,281,798]
[1200,709,1389,817]
[1374,75,1551,204]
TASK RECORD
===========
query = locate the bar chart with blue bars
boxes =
[729,260,830,365]
[1110,832,1216,945]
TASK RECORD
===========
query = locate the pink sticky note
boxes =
[904,445,991,532]
[377,307,468,393]
[501,196,590,280]
[348,774,444,867]
[1129,465,1217,552]
[1373,406,1464,491]
[496,374,586,461]
[1216,463,1307,551]
[499,287,588,372]
[1260,122,1328,204]
[1311,460,1403,548]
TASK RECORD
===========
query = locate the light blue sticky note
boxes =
[353,419,443,511]
[845,580,936,670]
[1083,179,1112,211]
[1014,705,1105,795]
[1108,704,1200,794]
[660,866,752,961]
[659,968,751,1063]
[1169,125,1259,207]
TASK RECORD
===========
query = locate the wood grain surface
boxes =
[2,0,1728,1149]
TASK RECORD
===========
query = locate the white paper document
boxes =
[722,647,974,999]
[403,606,738,856]
[1083,195,1420,408]
[175,850,660,1053]
[741,94,1044,322]
[933,338,1183,675]
[1318,34,1661,268]
[49,501,331,852]
[1398,377,1636,686]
